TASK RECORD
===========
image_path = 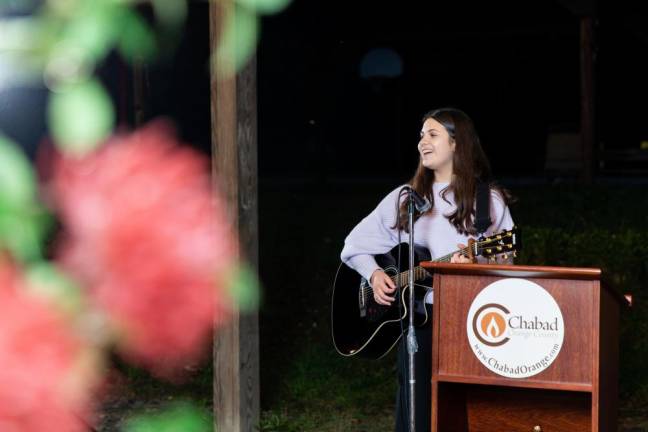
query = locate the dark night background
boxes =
[4,0,648,178]
[133,0,648,179]
[256,0,648,181]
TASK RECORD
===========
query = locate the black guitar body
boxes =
[330,243,432,359]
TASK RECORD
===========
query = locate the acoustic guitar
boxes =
[331,227,521,359]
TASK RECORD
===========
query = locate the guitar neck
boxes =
[389,227,519,288]
[392,265,428,288]
[391,245,472,288]
[432,246,472,263]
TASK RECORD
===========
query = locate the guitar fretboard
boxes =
[390,245,472,288]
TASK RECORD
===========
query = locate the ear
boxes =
[450,138,457,151]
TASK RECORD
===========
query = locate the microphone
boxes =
[405,186,431,213]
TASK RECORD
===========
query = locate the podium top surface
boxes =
[420,262,601,281]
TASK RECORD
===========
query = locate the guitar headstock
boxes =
[476,226,522,260]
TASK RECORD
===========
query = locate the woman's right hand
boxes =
[370,269,396,306]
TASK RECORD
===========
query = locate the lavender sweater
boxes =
[340,183,514,303]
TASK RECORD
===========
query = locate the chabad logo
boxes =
[473,303,510,347]
[466,279,564,378]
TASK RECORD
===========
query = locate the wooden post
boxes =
[580,16,596,184]
[209,1,259,431]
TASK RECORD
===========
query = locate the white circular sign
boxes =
[466,278,564,378]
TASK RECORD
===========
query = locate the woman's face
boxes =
[417,117,456,174]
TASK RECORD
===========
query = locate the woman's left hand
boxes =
[451,243,474,263]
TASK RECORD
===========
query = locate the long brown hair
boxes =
[394,107,513,234]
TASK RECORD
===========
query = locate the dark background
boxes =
[255,0,648,181]
[133,0,648,181]
[3,0,648,180]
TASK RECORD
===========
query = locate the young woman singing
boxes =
[340,107,514,431]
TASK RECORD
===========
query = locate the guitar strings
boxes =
[360,237,514,297]
[360,245,471,296]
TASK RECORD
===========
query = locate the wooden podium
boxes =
[420,263,621,432]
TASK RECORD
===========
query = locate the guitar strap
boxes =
[474,182,492,236]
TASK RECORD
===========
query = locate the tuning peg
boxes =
[496,246,503,251]
[486,248,492,254]
[513,251,518,258]
[503,253,509,260]
[490,256,497,263]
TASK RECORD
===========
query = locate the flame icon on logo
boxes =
[481,312,506,338]
[473,303,511,347]
[487,317,499,337]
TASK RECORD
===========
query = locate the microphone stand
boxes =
[406,189,418,432]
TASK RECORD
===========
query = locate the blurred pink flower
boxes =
[50,121,236,376]
[0,259,93,432]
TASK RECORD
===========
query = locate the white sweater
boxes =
[340,182,514,302]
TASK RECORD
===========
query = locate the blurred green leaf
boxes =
[213,5,258,75]
[60,1,121,64]
[0,16,55,87]
[117,8,157,62]
[0,16,41,51]
[151,0,188,30]
[25,262,85,315]
[48,78,114,155]
[0,135,51,260]
[0,209,44,261]
[0,134,37,206]
[235,0,292,14]
[226,262,261,312]
[123,401,211,432]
